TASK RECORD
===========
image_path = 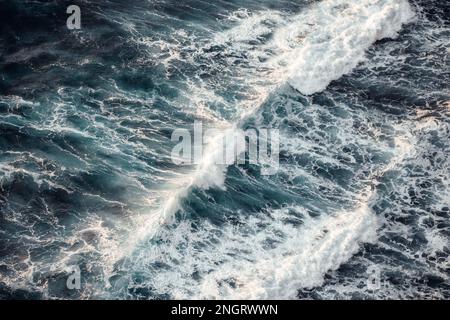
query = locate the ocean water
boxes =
[0,0,449,299]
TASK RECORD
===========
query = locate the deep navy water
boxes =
[0,0,449,299]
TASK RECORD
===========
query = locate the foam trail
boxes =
[273,0,415,94]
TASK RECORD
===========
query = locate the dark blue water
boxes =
[0,0,449,299]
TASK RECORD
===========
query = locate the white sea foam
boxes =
[196,198,378,299]
[271,0,415,94]
[123,192,378,299]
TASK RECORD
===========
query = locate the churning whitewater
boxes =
[0,0,448,299]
